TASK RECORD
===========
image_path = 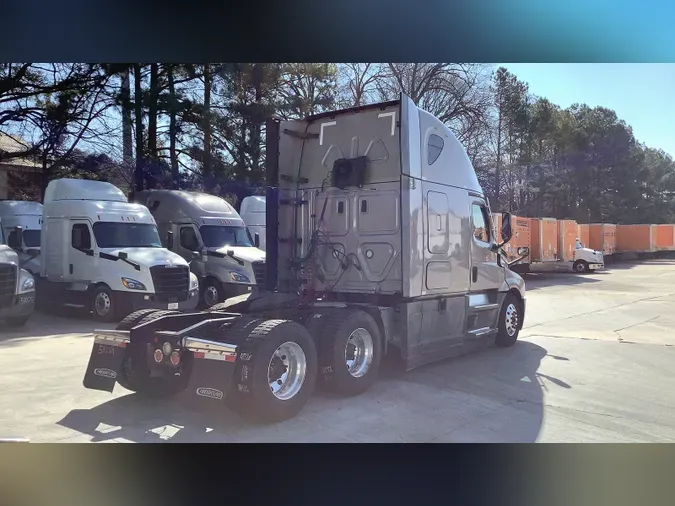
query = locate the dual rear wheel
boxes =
[228,309,383,422]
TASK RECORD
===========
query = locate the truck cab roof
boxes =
[0,201,43,216]
[134,190,245,227]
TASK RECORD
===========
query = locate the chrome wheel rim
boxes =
[204,285,219,307]
[505,303,519,337]
[268,341,307,401]
[95,292,111,316]
[575,262,585,272]
[345,328,374,378]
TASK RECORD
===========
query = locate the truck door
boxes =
[69,220,95,282]
[469,200,502,293]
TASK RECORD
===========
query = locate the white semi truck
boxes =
[132,190,266,308]
[240,195,266,251]
[82,94,526,423]
[36,179,200,321]
[0,220,36,328]
[0,200,43,275]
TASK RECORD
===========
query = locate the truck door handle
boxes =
[472,266,478,282]
[69,264,74,275]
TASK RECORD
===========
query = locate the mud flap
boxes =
[83,338,127,392]
[180,351,237,411]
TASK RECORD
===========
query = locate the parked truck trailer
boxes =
[82,94,527,422]
[510,217,604,274]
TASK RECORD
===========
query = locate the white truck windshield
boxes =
[93,222,163,248]
[200,225,253,248]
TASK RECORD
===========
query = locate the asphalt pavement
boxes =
[2,259,675,442]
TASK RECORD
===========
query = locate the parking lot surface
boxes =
[2,259,675,443]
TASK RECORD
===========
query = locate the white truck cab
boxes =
[0,200,43,275]
[240,195,266,251]
[38,179,200,321]
[133,190,266,308]
[573,238,605,273]
[0,219,35,327]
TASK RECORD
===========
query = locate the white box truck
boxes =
[37,179,200,321]
[0,200,43,275]
[133,190,266,308]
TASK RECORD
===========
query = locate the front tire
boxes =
[495,293,521,347]
[317,309,383,397]
[201,277,224,308]
[91,285,117,322]
[573,260,590,273]
[229,319,317,423]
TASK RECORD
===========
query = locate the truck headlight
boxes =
[189,273,199,290]
[229,271,250,283]
[121,277,147,291]
[20,277,35,293]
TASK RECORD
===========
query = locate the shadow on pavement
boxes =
[524,272,604,291]
[0,312,111,344]
[400,340,552,442]
[57,340,553,443]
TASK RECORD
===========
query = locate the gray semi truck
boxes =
[132,190,266,308]
[82,94,526,423]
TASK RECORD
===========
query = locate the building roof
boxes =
[0,133,41,168]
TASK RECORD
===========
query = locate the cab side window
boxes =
[180,226,199,251]
[71,224,92,250]
[471,204,491,243]
[428,134,444,165]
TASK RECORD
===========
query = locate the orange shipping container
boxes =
[557,219,578,261]
[589,224,617,255]
[577,224,590,248]
[530,218,558,262]
[655,224,675,250]
[616,224,656,252]
[492,214,531,262]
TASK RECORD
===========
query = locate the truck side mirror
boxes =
[254,233,260,248]
[166,230,174,249]
[501,212,513,244]
[517,246,529,256]
[8,226,23,250]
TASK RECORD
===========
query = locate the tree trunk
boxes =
[203,64,212,192]
[121,68,133,175]
[167,65,179,189]
[147,63,159,189]
[250,63,263,180]
[133,64,144,192]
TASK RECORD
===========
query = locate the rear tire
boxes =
[116,309,186,397]
[116,309,162,331]
[495,293,521,348]
[91,285,117,322]
[229,319,317,423]
[573,260,590,273]
[317,309,383,397]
